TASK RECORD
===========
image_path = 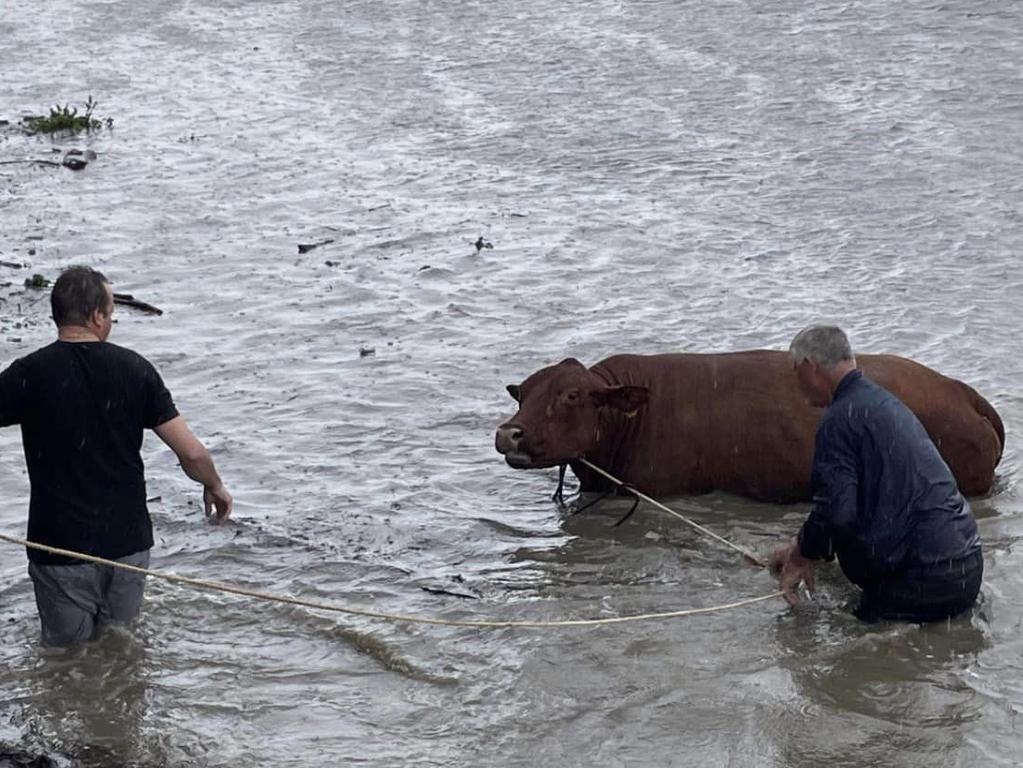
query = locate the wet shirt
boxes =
[798,369,980,585]
[0,341,178,564]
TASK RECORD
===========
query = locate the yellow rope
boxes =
[0,532,782,629]
[578,458,768,568]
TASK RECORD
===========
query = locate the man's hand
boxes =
[204,483,233,523]
[769,537,816,606]
[155,417,233,524]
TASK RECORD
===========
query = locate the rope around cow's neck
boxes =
[0,532,780,628]
[577,458,768,568]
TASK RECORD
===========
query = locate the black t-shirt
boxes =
[0,340,179,564]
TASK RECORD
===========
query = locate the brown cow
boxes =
[495,351,1004,502]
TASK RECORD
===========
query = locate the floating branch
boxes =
[297,239,335,254]
[0,159,63,167]
[113,292,163,315]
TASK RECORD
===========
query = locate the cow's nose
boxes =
[495,424,524,453]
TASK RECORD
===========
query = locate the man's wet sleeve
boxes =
[0,358,29,427]
[142,362,179,428]
[798,422,860,560]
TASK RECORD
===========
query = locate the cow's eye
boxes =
[565,390,580,404]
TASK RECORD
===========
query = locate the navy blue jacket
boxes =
[798,369,981,586]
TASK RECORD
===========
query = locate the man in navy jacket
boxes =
[769,325,983,622]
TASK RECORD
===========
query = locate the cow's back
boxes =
[589,351,1002,500]
[857,354,1003,496]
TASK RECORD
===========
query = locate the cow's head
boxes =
[495,358,649,469]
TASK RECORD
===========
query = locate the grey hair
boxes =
[789,325,856,369]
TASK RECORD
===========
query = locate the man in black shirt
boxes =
[0,266,233,645]
[769,325,982,622]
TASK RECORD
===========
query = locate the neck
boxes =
[825,360,857,396]
[58,325,102,343]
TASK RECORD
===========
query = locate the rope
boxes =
[0,532,781,629]
[578,458,768,568]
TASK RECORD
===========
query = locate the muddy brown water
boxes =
[2,0,1023,765]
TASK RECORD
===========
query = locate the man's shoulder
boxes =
[857,374,914,413]
[5,341,61,370]
[845,373,900,407]
[98,341,160,369]
[821,375,890,431]
[843,374,921,438]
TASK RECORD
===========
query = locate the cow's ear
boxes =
[506,384,521,402]
[591,385,649,415]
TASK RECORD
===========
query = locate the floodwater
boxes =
[1,0,1022,765]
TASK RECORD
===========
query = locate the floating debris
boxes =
[0,149,97,172]
[113,292,163,315]
[297,239,335,254]
[419,584,480,600]
[21,96,113,135]
[23,274,49,289]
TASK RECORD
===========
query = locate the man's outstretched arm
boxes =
[153,416,233,522]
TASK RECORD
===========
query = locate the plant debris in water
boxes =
[22,96,113,136]
[24,274,49,289]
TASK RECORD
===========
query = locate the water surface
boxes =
[1,0,1022,765]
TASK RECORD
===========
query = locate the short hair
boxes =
[51,266,111,327]
[789,325,855,369]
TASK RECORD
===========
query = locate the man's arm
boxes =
[770,420,859,605]
[0,358,29,427]
[153,416,233,522]
[798,426,860,561]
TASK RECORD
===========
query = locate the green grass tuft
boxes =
[24,274,50,289]
[23,96,113,135]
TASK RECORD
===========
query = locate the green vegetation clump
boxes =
[23,96,113,135]
[24,274,50,289]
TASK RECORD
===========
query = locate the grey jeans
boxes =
[27,549,150,646]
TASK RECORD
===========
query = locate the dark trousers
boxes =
[855,549,983,623]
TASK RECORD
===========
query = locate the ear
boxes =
[506,384,521,402]
[555,357,587,372]
[590,385,649,415]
